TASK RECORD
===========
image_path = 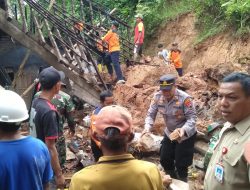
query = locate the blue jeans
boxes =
[110,51,123,80]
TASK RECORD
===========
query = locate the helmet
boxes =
[0,90,29,123]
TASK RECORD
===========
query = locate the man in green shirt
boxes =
[204,72,250,190]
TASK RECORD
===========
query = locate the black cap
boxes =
[39,66,65,89]
[159,74,176,90]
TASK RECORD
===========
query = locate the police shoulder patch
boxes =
[184,98,192,107]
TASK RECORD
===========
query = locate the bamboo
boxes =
[12,49,31,88]
[17,0,28,33]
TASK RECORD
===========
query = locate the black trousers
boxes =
[160,133,196,178]
[91,139,103,162]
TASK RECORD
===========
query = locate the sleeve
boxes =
[42,145,53,184]
[144,94,159,131]
[69,173,82,190]
[138,22,143,32]
[151,165,164,190]
[65,97,75,113]
[43,111,59,140]
[102,30,112,42]
[182,97,197,137]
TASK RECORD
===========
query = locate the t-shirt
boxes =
[134,21,145,44]
[158,49,170,64]
[70,154,163,190]
[30,97,59,142]
[0,136,53,190]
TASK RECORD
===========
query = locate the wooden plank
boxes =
[12,49,31,88]
[0,9,99,106]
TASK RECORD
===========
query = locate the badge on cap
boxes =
[161,81,173,86]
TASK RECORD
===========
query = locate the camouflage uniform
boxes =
[34,90,75,166]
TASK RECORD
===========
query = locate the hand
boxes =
[177,128,185,138]
[55,174,65,189]
[68,128,75,138]
[162,175,172,187]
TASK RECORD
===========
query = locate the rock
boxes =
[169,179,189,190]
[131,132,163,152]
[66,147,76,161]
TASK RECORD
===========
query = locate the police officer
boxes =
[143,74,197,182]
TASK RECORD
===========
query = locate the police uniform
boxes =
[144,74,197,181]
[34,90,75,166]
[204,116,250,190]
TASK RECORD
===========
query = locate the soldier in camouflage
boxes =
[33,90,76,166]
[143,74,197,182]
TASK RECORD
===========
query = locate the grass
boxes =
[195,23,225,45]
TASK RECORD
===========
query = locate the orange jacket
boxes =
[102,30,120,53]
[170,50,182,68]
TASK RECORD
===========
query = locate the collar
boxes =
[98,154,134,163]
[233,115,250,136]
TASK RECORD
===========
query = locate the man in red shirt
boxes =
[134,13,145,62]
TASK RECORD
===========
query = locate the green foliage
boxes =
[222,0,250,35]
[192,0,250,38]
[136,0,192,39]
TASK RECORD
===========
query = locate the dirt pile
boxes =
[114,56,249,134]
[145,13,250,75]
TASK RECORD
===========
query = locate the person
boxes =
[169,42,183,76]
[29,66,65,189]
[134,13,145,62]
[204,72,250,190]
[102,22,125,84]
[157,43,170,64]
[143,74,197,182]
[89,90,114,161]
[95,31,114,82]
[244,141,250,163]
[33,89,76,167]
[70,105,164,190]
[0,89,53,190]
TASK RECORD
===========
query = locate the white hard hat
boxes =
[0,90,29,123]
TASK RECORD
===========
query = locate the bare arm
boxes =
[43,183,49,190]
[46,139,65,188]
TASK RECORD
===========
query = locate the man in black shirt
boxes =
[30,66,65,189]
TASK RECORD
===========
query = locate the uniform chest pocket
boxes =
[173,106,184,118]
[158,105,166,114]
[222,146,246,184]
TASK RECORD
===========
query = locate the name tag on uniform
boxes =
[214,163,224,183]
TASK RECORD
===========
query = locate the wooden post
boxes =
[88,0,94,25]
[17,0,28,33]
[44,20,62,61]
[12,49,31,88]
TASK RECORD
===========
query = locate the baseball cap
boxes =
[135,13,143,19]
[159,74,176,90]
[91,105,134,138]
[39,66,65,89]
[244,141,250,163]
